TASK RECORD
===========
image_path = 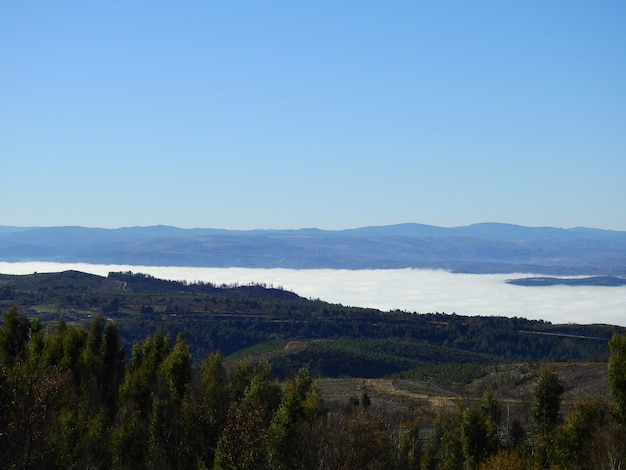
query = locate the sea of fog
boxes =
[1,262,625,327]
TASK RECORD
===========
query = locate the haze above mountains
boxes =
[1,223,625,276]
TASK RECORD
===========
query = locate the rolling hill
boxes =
[1,270,623,376]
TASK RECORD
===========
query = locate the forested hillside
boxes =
[1,271,626,468]
[2,305,626,469]
[0,270,623,378]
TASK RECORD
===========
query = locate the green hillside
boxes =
[1,270,622,377]
[2,270,626,469]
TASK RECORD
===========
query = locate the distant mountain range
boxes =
[1,223,626,275]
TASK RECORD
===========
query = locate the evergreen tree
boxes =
[112,331,173,469]
[0,307,32,366]
[531,367,564,469]
[267,365,321,470]
[214,360,281,470]
[461,406,489,470]
[609,331,626,425]
[555,397,608,468]
[147,332,194,469]
[189,351,230,467]
[424,406,464,470]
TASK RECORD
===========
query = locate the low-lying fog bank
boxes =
[1,262,625,327]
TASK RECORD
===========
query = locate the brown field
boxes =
[316,361,611,426]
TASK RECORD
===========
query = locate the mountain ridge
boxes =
[1,222,625,275]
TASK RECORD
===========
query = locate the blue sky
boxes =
[2,1,625,230]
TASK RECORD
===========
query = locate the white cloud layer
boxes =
[1,262,625,326]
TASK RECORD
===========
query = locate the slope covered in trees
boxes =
[1,307,626,469]
[0,270,623,379]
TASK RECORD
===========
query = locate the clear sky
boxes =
[2,2,625,230]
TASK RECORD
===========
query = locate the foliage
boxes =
[1,292,626,469]
[553,397,609,468]
[609,331,626,425]
[531,367,564,469]
[531,367,564,436]
[1,270,623,370]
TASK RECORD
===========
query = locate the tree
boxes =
[42,317,67,366]
[112,331,173,469]
[60,325,88,387]
[424,406,464,470]
[100,321,125,417]
[461,406,491,470]
[214,360,281,470]
[606,331,626,468]
[161,332,192,403]
[459,393,500,470]
[0,361,68,469]
[532,368,563,435]
[531,367,564,469]
[147,333,194,469]
[0,307,32,366]
[188,350,230,467]
[555,397,609,468]
[335,410,396,470]
[267,365,322,470]
[397,416,422,470]
[609,331,626,426]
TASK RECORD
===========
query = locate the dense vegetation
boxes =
[0,270,623,382]
[1,306,626,469]
[2,270,626,468]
